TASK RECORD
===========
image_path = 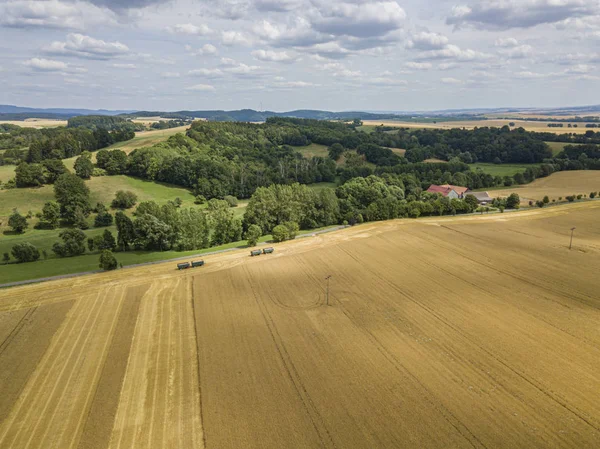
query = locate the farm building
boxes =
[471,191,494,204]
[427,184,470,199]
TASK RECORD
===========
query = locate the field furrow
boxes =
[0,202,599,449]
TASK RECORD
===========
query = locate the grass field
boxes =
[545,141,582,156]
[0,175,196,225]
[0,126,190,180]
[0,165,16,183]
[491,170,600,202]
[361,119,596,134]
[0,202,599,448]
[470,163,539,176]
[295,143,329,158]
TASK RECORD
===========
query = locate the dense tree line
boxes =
[0,124,135,167]
[150,119,191,130]
[67,115,144,132]
[126,124,336,199]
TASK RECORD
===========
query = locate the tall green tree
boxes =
[245,224,262,247]
[99,250,118,271]
[54,173,91,223]
[74,152,94,179]
[35,201,61,229]
[115,211,135,250]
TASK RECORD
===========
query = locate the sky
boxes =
[0,0,599,112]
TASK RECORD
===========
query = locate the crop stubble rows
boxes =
[0,202,598,448]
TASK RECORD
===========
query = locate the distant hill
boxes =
[2,104,599,122]
[0,105,136,120]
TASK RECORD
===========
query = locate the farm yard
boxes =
[0,202,599,449]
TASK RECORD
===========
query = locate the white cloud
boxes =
[161,71,181,78]
[275,80,319,88]
[495,37,519,47]
[23,57,67,71]
[417,44,491,61]
[112,63,137,69]
[221,30,250,46]
[186,44,218,56]
[438,62,458,70]
[311,1,407,38]
[44,33,130,60]
[447,0,599,30]
[406,31,449,50]
[168,23,212,36]
[305,42,351,59]
[188,68,223,77]
[185,84,216,91]
[564,64,594,74]
[406,61,432,70]
[441,77,462,84]
[22,57,86,74]
[367,77,407,86]
[0,0,115,30]
[514,71,548,79]
[498,44,534,59]
[252,49,293,62]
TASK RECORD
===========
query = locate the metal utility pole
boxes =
[325,275,332,306]
[569,227,576,250]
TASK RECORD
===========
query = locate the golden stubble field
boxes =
[0,202,599,449]
[362,119,596,134]
[492,171,600,203]
[0,119,68,128]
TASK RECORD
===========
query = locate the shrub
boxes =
[283,221,299,240]
[590,192,597,199]
[94,210,114,227]
[528,200,533,207]
[577,194,583,200]
[111,190,138,209]
[566,195,575,202]
[272,225,289,243]
[224,195,238,207]
[8,211,28,234]
[53,229,87,257]
[558,197,563,201]
[536,200,544,208]
[194,195,206,205]
[543,196,549,204]
[506,193,520,209]
[35,201,61,229]
[11,242,40,263]
[245,224,262,247]
[3,253,10,264]
[99,250,118,271]
[92,168,107,177]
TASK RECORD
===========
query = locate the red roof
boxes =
[440,184,469,195]
[427,185,453,196]
[427,184,470,198]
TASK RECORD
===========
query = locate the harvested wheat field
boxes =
[0,119,67,128]
[492,170,600,203]
[1,202,600,448]
[362,119,595,134]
